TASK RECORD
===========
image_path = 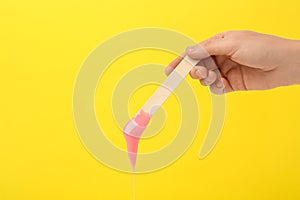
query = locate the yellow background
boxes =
[1,0,300,199]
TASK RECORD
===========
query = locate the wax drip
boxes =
[123,109,151,171]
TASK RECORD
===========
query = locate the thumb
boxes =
[200,32,236,56]
[186,32,236,59]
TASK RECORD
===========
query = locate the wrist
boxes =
[292,40,300,84]
[284,40,300,85]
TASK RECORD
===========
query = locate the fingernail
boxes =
[165,66,174,75]
[187,46,196,52]
[196,69,202,77]
[195,67,207,78]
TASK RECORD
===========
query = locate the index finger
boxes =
[165,52,186,75]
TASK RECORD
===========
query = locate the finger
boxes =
[204,70,217,85]
[213,55,228,67]
[165,66,174,76]
[209,69,225,94]
[200,32,237,57]
[189,66,208,79]
[219,58,239,77]
[221,77,233,93]
[209,85,225,95]
[189,67,199,79]
[200,79,207,86]
[199,70,217,86]
[195,66,208,79]
[165,53,186,76]
[186,45,210,60]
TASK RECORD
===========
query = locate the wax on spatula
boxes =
[123,56,199,171]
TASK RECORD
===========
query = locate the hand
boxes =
[166,31,300,93]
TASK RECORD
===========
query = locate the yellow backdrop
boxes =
[1,0,300,199]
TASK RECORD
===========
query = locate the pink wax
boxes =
[134,110,151,127]
[123,110,151,171]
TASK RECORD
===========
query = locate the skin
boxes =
[166,31,300,93]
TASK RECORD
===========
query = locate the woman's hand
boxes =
[166,31,300,93]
